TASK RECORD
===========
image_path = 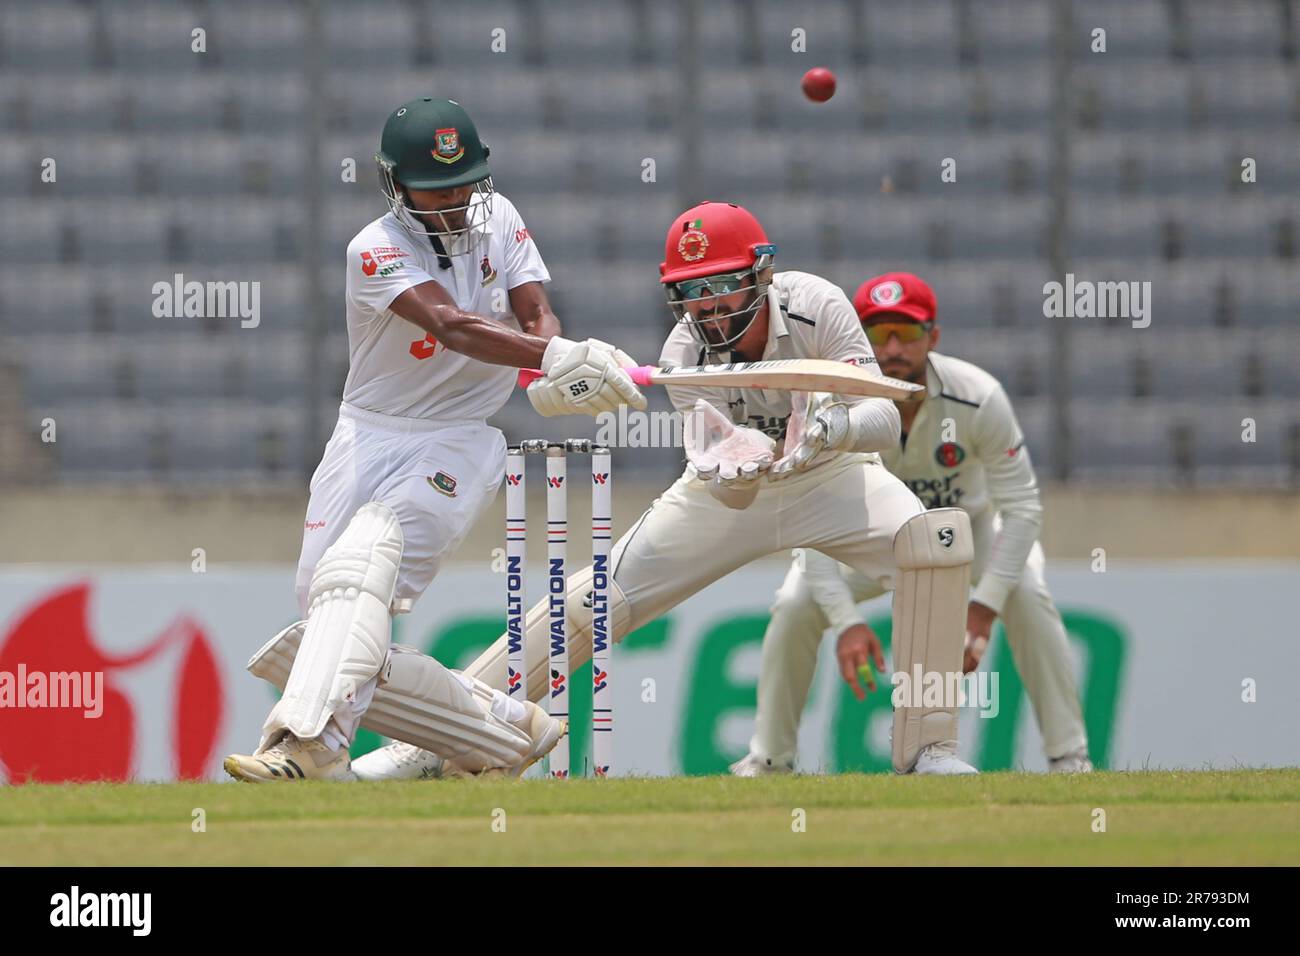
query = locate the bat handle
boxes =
[516,366,655,389]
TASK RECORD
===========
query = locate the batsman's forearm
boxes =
[413,302,550,368]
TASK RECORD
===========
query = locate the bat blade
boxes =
[517,359,924,401]
[645,359,924,401]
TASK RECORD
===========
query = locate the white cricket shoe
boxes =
[908,741,979,775]
[729,752,794,777]
[352,741,444,781]
[1048,746,1094,774]
[223,734,356,783]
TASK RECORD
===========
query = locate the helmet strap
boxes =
[427,232,452,271]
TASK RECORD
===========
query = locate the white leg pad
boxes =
[890,508,973,773]
[260,501,403,748]
[460,565,633,703]
[250,629,532,771]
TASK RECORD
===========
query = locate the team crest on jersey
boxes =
[427,471,458,497]
[480,254,498,285]
[935,442,965,468]
[870,280,905,306]
[432,127,464,163]
[677,228,709,262]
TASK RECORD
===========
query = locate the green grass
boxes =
[2,770,1297,865]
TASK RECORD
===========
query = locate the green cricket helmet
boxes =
[375,97,494,250]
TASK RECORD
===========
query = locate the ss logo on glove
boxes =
[568,380,590,397]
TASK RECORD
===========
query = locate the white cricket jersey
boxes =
[340,192,549,421]
[805,352,1045,617]
[658,270,888,457]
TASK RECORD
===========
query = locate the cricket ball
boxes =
[801,67,837,103]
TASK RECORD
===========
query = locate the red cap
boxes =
[853,272,937,323]
[659,201,775,284]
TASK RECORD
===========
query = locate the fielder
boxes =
[362,201,980,778]
[732,272,1092,776]
[224,97,647,782]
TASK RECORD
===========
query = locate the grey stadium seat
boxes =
[0,201,60,264]
[0,267,94,336]
[0,2,96,70]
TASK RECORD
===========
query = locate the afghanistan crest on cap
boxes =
[870,280,905,306]
[677,228,709,262]
[432,127,465,164]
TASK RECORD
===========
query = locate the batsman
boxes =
[364,201,979,777]
[223,96,647,782]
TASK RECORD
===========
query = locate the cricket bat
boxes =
[517,359,925,402]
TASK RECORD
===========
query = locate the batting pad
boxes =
[260,501,402,747]
[890,508,973,773]
[250,629,532,771]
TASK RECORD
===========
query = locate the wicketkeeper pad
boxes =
[890,507,974,772]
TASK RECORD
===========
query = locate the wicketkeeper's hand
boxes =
[683,400,775,508]
[770,391,849,480]
[527,337,647,417]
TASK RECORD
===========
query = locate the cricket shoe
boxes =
[908,741,978,775]
[223,734,356,783]
[729,752,794,777]
[1048,746,1094,774]
[352,741,444,781]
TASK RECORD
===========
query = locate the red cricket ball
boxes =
[801,67,837,103]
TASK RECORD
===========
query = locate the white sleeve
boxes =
[346,236,435,318]
[800,549,865,637]
[969,385,1044,614]
[497,198,551,289]
[811,285,900,450]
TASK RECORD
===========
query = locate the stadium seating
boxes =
[0,0,1295,486]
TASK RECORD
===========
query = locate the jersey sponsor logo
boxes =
[409,332,438,360]
[480,254,498,285]
[935,441,965,468]
[432,127,464,163]
[747,413,790,441]
[304,519,327,531]
[378,261,405,277]
[905,475,965,509]
[677,228,709,262]
[843,356,878,367]
[514,227,531,243]
[869,280,905,305]
[360,246,409,276]
[427,472,458,497]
